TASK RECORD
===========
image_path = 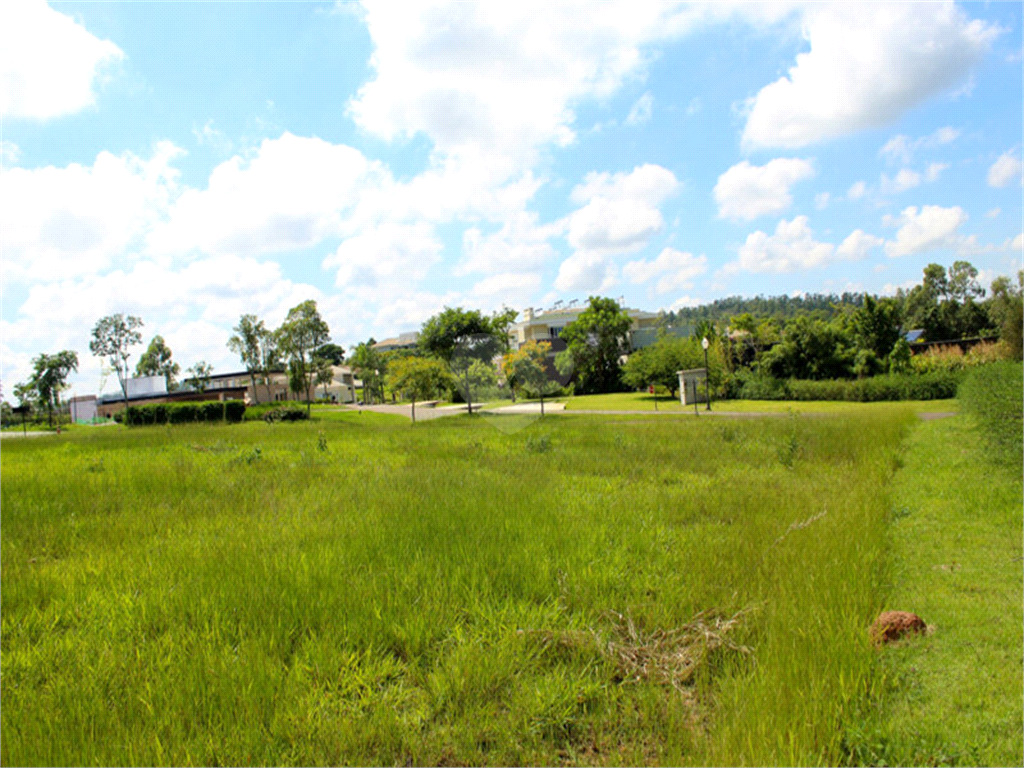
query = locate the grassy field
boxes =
[562,390,959,415]
[841,413,1023,766]
[0,396,1017,765]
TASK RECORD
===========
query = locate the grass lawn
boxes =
[563,390,959,415]
[842,413,1023,766]
[1,389,1017,765]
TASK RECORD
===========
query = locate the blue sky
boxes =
[1,0,1021,396]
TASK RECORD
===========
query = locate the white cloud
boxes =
[814,192,830,210]
[0,254,322,394]
[0,141,20,164]
[1012,234,1023,253]
[730,216,837,273]
[0,142,183,283]
[622,248,707,294]
[985,207,1001,219]
[713,157,815,220]
[565,164,678,255]
[149,132,388,258]
[626,92,653,125]
[925,162,949,182]
[880,126,960,163]
[880,168,921,194]
[835,230,883,260]
[322,223,443,288]
[347,2,705,166]
[467,272,542,308]
[883,205,968,257]
[1,0,124,119]
[847,181,867,200]
[457,213,562,275]
[987,151,1023,187]
[667,295,702,311]
[742,3,997,149]
[554,252,617,293]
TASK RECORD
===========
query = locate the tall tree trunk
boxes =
[249,372,259,405]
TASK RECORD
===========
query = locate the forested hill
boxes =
[662,293,867,324]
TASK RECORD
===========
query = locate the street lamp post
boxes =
[701,336,711,411]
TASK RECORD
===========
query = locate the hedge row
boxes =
[243,401,310,422]
[957,361,1023,467]
[117,400,246,425]
[730,370,963,402]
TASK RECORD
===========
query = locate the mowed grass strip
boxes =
[2,409,913,765]
[841,372,1023,766]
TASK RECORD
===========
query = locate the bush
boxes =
[262,406,308,423]
[786,371,963,402]
[243,400,308,421]
[958,361,1023,467]
[728,369,790,400]
[119,399,246,426]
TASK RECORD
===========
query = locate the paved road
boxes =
[0,430,54,439]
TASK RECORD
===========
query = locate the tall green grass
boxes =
[957,361,1023,467]
[2,409,914,765]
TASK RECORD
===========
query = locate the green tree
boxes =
[28,350,79,427]
[500,340,559,415]
[227,314,280,404]
[419,306,504,414]
[185,361,213,392]
[348,341,385,404]
[135,335,180,390]
[557,296,632,394]
[277,300,331,416]
[316,343,346,366]
[385,356,453,424]
[761,316,855,380]
[988,271,1024,360]
[89,314,144,409]
[848,294,903,373]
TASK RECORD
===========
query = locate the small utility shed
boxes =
[677,368,708,405]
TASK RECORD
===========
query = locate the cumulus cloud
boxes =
[987,151,1023,187]
[0,142,183,283]
[730,216,836,273]
[565,164,678,255]
[835,230,884,260]
[883,205,968,257]
[714,158,815,221]
[149,132,390,258]
[880,168,922,194]
[347,2,707,166]
[847,181,867,200]
[742,3,997,149]
[554,252,617,293]
[457,213,562,275]
[322,223,443,288]
[622,248,707,294]
[1,0,124,119]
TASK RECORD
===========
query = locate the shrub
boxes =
[728,369,790,400]
[262,406,308,423]
[958,361,1023,467]
[118,399,246,426]
[244,401,308,421]
[786,371,962,402]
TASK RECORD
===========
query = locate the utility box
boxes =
[677,368,708,405]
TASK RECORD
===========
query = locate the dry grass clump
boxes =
[601,609,753,690]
